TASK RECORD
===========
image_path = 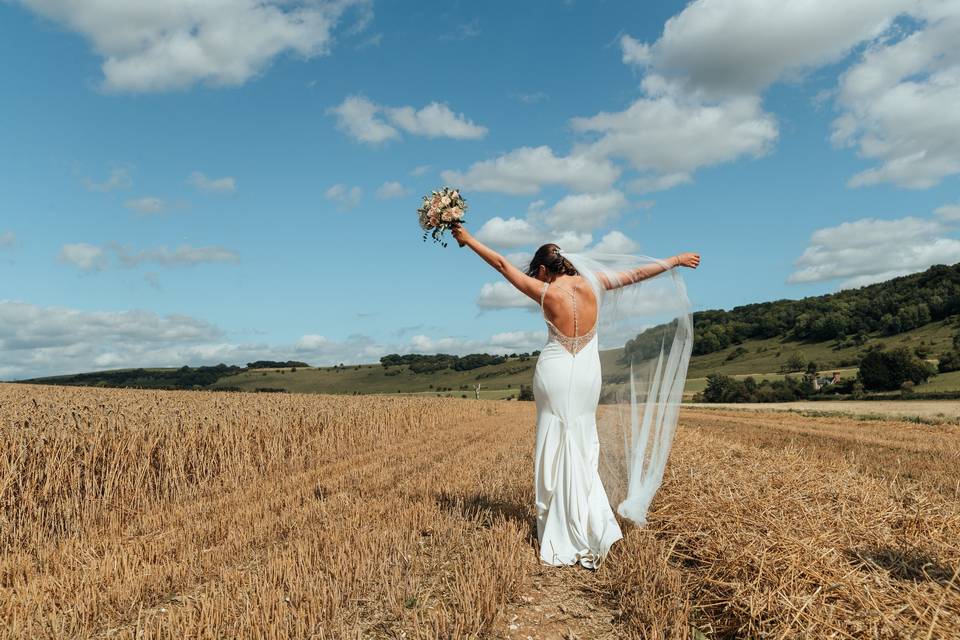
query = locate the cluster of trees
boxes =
[699,345,936,403]
[858,346,936,390]
[246,360,309,369]
[23,364,244,390]
[937,331,960,373]
[656,263,960,357]
[379,352,508,373]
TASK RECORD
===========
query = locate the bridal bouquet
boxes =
[418,187,467,247]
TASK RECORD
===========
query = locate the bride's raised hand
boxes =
[677,252,701,268]
[451,222,470,248]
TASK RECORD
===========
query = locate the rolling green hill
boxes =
[17,263,960,399]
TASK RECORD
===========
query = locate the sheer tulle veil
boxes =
[561,251,694,526]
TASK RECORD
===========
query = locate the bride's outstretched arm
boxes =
[451,223,543,302]
[599,252,701,290]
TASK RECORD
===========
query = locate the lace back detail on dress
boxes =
[540,280,597,356]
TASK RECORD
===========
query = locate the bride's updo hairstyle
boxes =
[526,243,579,277]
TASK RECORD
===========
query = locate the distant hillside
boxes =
[16,263,960,399]
[688,262,960,356]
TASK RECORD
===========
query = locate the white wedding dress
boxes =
[533,278,623,568]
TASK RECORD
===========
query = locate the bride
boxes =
[451,223,699,568]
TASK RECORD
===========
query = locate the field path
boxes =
[491,553,622,640]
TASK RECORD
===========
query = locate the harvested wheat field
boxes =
[1,384,958,639]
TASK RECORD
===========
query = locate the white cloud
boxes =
[384,102,487,139]
[124,197,165,214]
[488,330,544,351]
[0,300,389,380]
[59,243,106,271]
[410,164,431,177]
[329,95,486,144]
[17,0,370,92]
[477,281,538,311]
[405,330,543,356]
[625,0,909,97]
[551,230,593,253]
[114,245,240,267]
[59,243,239,271]
[589,230,639,254]
[935,203,960,221]
[620,35,652,66]
[474,216,537,248]
[607,1,946,193]
[571,92,777,193]
[0,299,548,380]
[375,181,409,199]
[83,167,132,192]
[295,334,329,350]
[328,95,399,144]
[505,251,533,269]
[324,183,362,210]
[0,232,15,250]
[832,8,960,189]
[531,191,628,232]
[441,145,620,195]
[788,214,960,288]
[189,171,236,193]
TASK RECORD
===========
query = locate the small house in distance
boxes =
[812,371,842,390]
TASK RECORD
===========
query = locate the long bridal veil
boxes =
[562,251,694,526]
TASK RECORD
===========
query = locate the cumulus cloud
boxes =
[624,0,908,97]
[375,181,409,199]
[571,92,777,194]
[0,299,550,380]
[0,300,381,380]
[935,203,960,221]
[329,95,486,144]
[407,329,544,355]
[17,0,371,92]
[832,7,960,189]
[603,0,960,192]
[477,281,538,311]
[531,190,628,232]
[83,167,132,192]
[327,95,399,144]
[324,183,362,210]
[410,164,431,177]
[384,102,487,139]
[589,230,640,254]
[59,243,106,271]
[551,230,594,253]
[59,243,239,271]
[189,171,236,193]
[617,0,960,190]
[474,216,538,248]
[788,213,960,288]
[124,197,165,214]
[441,145,620,195]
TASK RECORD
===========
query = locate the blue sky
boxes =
[2,0,959,379]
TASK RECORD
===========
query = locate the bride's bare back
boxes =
[540,274,598,338]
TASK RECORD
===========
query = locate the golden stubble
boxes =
[1,385,957,639]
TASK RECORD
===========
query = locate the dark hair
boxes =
[526,243,579,278]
